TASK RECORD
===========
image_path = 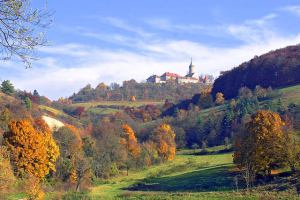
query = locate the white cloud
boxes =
[2,14,300,100]
[8,32,300,100]
[145,18,206,33]
[93,16,154,38]
[282,5,300,16]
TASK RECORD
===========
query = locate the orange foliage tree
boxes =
[121,124,140,175]
[233,110,286,177]
[151,124,176,161]
[3,119,59,180]
[34,118,60,173]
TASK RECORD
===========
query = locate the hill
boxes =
[69,80,209,102]
[212,44,300,99]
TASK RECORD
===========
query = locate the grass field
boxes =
[278,84,300,105]
[89,151,234,199]
[84,147,300,200]
[39,105,68,116]
[72,101,164,109]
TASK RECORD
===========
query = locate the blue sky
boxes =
[1,0,300,99]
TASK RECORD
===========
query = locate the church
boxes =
[146,59,213,84]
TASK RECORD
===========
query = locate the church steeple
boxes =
[189,57,195,77]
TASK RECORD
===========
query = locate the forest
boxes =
[0,75,300,199]
[212,44,300,99]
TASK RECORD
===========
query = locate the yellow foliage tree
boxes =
[130,95,136,102]
[151,124,176,161]
[3,119,59,180]
[215,92,225,105]
[0,147,16,197]
[34,118,60,173]
[234,110,286,176]
[121,124,141,158]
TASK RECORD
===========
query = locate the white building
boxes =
[146,59,213,84]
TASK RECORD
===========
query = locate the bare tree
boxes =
[0,0,51,67]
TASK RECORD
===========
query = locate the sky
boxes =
[1,0,300,99]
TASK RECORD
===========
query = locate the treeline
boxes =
[69,80,209,102]
[212,44,300,99]
[159,86,299,149]
[0,98,177,198]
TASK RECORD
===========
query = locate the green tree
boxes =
[24,97,32,110]
[1,80,14,95]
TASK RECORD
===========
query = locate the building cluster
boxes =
[146,60,214,85]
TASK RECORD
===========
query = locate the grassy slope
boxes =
[89,149,299,200]
[72,101,164,109]
[71,101,164,116]
[278,84,300,105]
[90,150,234,200]
[39,105,67,116]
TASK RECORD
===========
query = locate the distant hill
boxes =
[212,44,300,99]
[69,80,210,102]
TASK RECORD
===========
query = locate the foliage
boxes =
[212,44,300,99]
[233,110,286,176]
[34,118,60,173]
[3,119,59,180]
[70,81,208,102]
[24,96,32,110]
[0,146,16,197]
[121,124,141,158]
[1,80,15,95]
[150,124,176,161]
[53,126,82,182]
[215,92,225,105]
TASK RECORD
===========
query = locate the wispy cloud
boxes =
[92,16,154,38]
[282,5,300,16]
[145,18,207,33]
[2,11,300,100]
[223,13,277,43]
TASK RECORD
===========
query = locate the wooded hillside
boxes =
[212,44,300,99]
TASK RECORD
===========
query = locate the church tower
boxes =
[188,58,195,77]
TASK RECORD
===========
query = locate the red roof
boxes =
[162,72,182,78]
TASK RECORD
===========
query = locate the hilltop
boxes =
[212,44,300,99]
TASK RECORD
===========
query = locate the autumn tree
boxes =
[34,118,60,174]
[234,110,286,177]
[151,124,176,161]
[121,124,140,175]
[53,125,82,182]
[215,92,225,105]
[282,131,300,173]
[130,95,136,102]
[0,108,11,131]
[3,119,59,180]
[0,147,16,198]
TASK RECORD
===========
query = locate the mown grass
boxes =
[87,145,300,200]
[87,107,121,115]
[88,150,236,199]
[39,105,67,116]
[72,101,163,109]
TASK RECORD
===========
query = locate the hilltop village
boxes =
[146,59,214,84]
